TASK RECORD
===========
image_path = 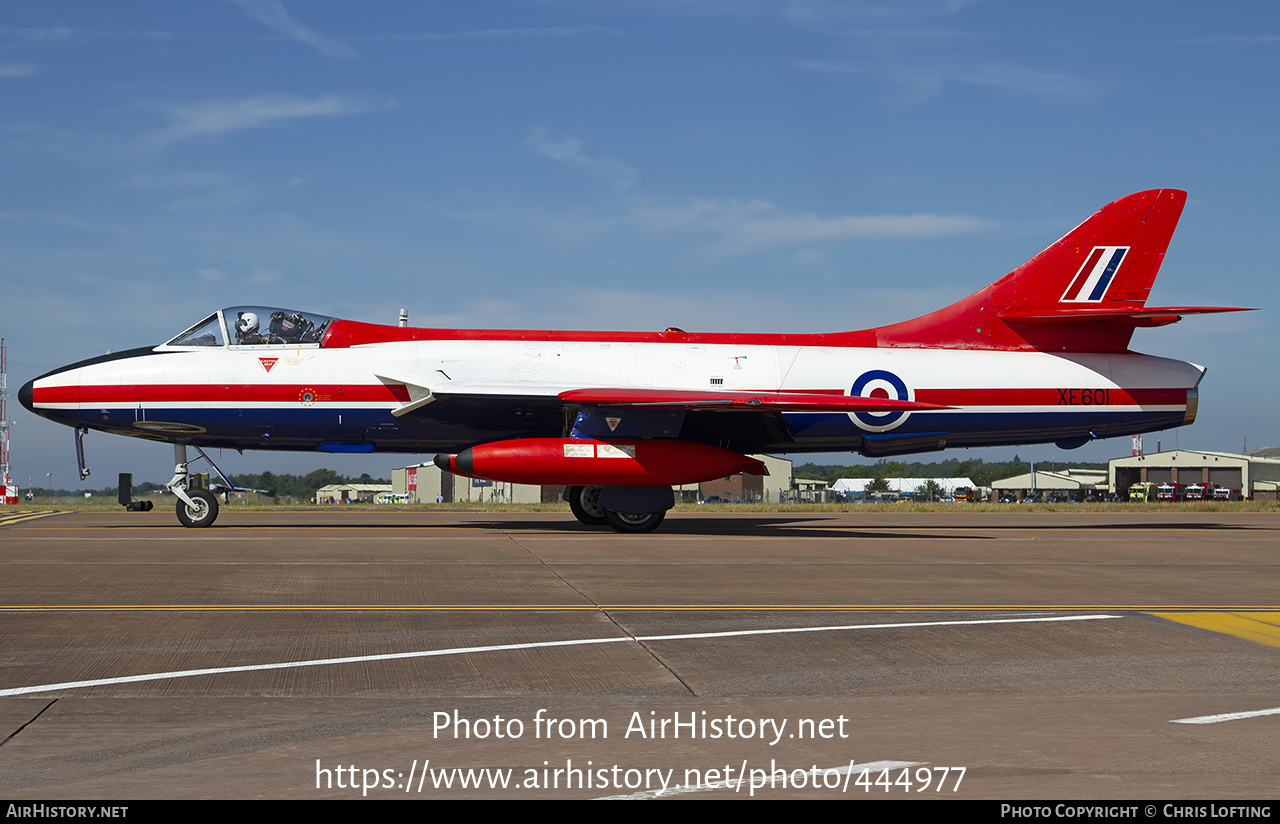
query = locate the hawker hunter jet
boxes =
[21,189,1247,531]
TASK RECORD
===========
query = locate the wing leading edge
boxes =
[378,377,952,418]
[558,387,950,412]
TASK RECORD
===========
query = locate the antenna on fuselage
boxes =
[399,308,408,327]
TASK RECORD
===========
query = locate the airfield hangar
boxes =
[1108,449,1280,500]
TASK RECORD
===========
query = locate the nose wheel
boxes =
[165,444,223,528]
[176,488,219,528]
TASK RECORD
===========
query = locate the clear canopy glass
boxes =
[165,307,335,348]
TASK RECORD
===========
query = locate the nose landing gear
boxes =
[175,486,219,528]
[163,444,234,528]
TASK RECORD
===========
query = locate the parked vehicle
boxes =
[1128,482,1156,502]
[1184,483,1210,501]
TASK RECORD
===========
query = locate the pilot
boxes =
[234,311,266,344]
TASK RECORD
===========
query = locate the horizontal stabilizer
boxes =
[1001,305,1254,327]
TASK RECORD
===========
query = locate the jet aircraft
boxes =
[21,189,1247,531]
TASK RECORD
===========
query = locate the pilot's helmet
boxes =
[235,311,260,337]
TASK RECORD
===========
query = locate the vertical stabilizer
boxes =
[874,189,1190,352]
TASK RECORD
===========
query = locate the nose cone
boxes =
[20,346,160,424]
[20,363,81,424]
[18,378,35,414]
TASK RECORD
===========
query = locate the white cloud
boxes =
[957,63,1104,98]
[0,209,100,231]
[247,267,284,284]
[397,282,970,337]
[629,196,995,253]
[147,94,382,147]
[521,130,991,250]
[796,57,1103,103]
[1175,35,1280,45]
[123,171,260,212]
[0,63,37,78]
[528,128,638,192]
[224,0,357,59]
[448,131,1000,255]
[393,26,619,42]
[125,171,231,189]
[446,191,994,257]
[0,25,180,42]
[783,0,977,23]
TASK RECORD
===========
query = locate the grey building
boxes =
[392,462,542,504]
[1108,449,1280,500]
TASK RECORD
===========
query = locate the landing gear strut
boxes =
[165,444,228,528]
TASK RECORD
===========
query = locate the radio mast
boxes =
[0,338,10,485]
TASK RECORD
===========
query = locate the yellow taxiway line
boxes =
[1,604,1276,612]
[0,510,67,526]
[1151,612,1280,649]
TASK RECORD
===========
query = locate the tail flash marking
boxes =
[1061,246,1128,303]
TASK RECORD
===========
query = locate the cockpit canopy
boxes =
[165,307,335,348]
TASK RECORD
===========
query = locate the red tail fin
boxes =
[873,189,1246,353]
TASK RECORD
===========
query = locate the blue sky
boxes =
[2,1,1276,489]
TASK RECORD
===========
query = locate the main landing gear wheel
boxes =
[176,488,219,528]
[603,508,665,534]
[567,485,606,525]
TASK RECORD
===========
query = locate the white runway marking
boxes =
[1171,706,1280,724]
[0,613,1121,697]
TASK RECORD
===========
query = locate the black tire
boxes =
[176,488,219,528]
[603,508,665,534]
[567,485,606,525]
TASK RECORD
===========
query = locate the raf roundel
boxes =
[848,369,912,432]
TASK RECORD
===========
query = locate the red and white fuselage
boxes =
[20,190,1244,523]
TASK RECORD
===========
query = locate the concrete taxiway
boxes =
[0,509,1277,799]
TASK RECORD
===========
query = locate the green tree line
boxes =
[226,469,388,499]
[793,457,1106,489]
[24,469,389,502]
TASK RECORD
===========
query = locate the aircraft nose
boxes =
[18,378,35,414]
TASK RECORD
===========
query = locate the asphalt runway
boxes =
[1,508,1277,799]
